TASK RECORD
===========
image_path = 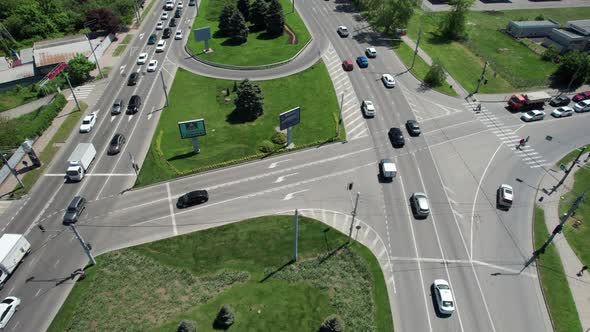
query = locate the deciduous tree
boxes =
[86,8,122,33]
[553,50,590,87]
[438,0,475,41]
[424,60,447,87]
[66,54,97,85]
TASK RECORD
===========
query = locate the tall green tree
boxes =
[3,2,57,40]
[249,0,268,30]
[553,50,590,87]
[86,8,122,33]
[66,54,96,85]
[366,0,417,34]
[228,11,249,43]
[424,60,447,87]
[234,79,264,121]
[237,0,250,21]
[218,4,236,37]
[265,0,284,37]
[438,0,475,41]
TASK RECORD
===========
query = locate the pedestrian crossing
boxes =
[463,101,551,169]
[66,84,95,101]
[322,43,369,141]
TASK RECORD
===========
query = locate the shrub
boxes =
[14,84,22,92]
[542,45,559,63]
[271,132,287,145]
[535,14,545,21]
[319,315,345,332]
[424,60,447,87]
[177,320,197,332]
[258,140,274,153]
[214,304,235,329]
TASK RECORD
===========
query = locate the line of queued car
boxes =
[520,91,590,122]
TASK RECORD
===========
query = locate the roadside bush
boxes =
[214,304,235,329]
[0,94,66,147]
[424,60,447,87]
[535,14,545,21]
[271,132,287,145]
[319,315,345,332]
[542,45,560,63]
[177,320,197,332]
[258,140,274,153]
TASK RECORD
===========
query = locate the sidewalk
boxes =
[477,85,590,103]
[1,94,56,119]
[401,35,470,98]
[536,159,590,330]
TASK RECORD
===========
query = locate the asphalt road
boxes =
[1,0,589,331]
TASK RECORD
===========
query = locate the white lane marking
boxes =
[110,116,116,123]
[413,153,466,332]
[397,175,433,332]
[275,173,298,183]
[44,173,135,177]
[147,106,155,120]
[139,33,144,40]
[53,258,61,268]
[166,183,178,235]
[268,159,291,169]
[283,189,309,200]
[24,182,65,236]
[390,257,537,278]
[128,115,133,122]
[119,64,127,74]
[35,288,42,297]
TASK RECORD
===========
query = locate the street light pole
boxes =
[63,72,81,112]
[348,192,360,243]
[410,22,423,71]
[336,92,344,138]
[474,61,489,95]
[549,145,586,195]
[70,225,97,265]
[0,152,24,189]
[83,20,103,78]
[160,71,169,107]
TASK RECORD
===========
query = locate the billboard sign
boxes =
[194,27,211,42]
[279,107,301,131]
[178,119,206,139]
[47,62,68,80]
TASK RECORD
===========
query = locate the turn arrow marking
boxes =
[283,189,309,201]
[274,173,298,183]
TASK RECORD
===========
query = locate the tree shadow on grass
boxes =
[226,109,257,124]
[259,260,295,282]
[167,150,200,161]
[256,31,282,40]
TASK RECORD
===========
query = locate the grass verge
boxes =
[122,34,134,44]
[0,86,39,113]
[137,62,340,186]
[533,205,582,332]
[187,0,311,66]
[11,102,86,198]
[406,8,590,93]
[393,42,457,96]
[95,66,112,80]
[48,216,393,331]
[113,44,127,57]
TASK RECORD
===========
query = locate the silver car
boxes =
[111,98,123,115]
[411,192,430,218]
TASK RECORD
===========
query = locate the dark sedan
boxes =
[127,72,139,86]
[405,120,421,136]
[107,133,126,155]
[549,95,570,107]
[388,127,405,147]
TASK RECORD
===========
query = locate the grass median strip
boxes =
[48,216,393,331]
[137,63,340,186]
[533,205,582,332]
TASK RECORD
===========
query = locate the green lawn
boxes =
[49,216,393,332]
[113,44,127,57]
[0,86,39,113]
[137,63,341,186]
[187,0,311,66]
[406,8,590,93]
[393,42,457,96]
[533,205,582,332]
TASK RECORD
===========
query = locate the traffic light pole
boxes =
[473,61,489,95]
[549,146,586,195]
[70,224,97,265]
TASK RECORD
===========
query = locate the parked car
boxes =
[163,28,172,39]
[433,279,455,315]
[137,52,148,65]
[111,99,124,115]
[107,133,126,155]
[127,95,142,114]
[574,100,590,112]
[147,59,158,72]
[381,74,395,88]
[379,159,396,181]
[175,30,183,40]
[520,109,545,122]
[79,112,97,133]
[549,95,570,107]
[127,72,139,85]
[496,184,513,210]
[388,127,405,147]
[411,192,430,218]
[551,106,573,118]
[405,120,421,136]
[342,59,353,71]
[365,47,377,58]
[337,26,349,37]
[177,190,209,208]
[0,296,21,329]
[572,91,590,103]
[63,196,86,225]
[356,56,368,68]
[148,33,157,45]
[361,100,375,117]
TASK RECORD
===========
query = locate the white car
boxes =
[365,47,377,58]
[433,280,455,315]
[411,192,430,218]
[156,40,166,52]
[175,30,183,40]
[497,184,513,209]
[337,26,349,37]
[178,0,183,8]
[520,109,545,122]
[165,1,174,10]
[361,100,376,117]
[0,296,20,329]
[161,12,168,20]
[79,112,97,133]
[381,74,396,88]
[137,52,148,65]
[573,100,590,113]
[551,106,573,118]
[147,59,158,72]
[156,22,164,30]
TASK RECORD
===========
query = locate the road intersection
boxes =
[1,0,589,331]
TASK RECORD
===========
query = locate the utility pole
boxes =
[348,192,360,243]
[336,92,344,138]
[292,0,295,13]
[550,145,586,195]
[0,152,24,189]
[474,61,489,95]
[63,73,81,112]
[160,71,169,107]
[70,225,97,265]
[521,188,587,273]
[410,22,423,71]
[293,209,298,262]
[83,20,103,78]
[566,63,584,92]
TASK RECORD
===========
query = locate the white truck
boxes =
[0,234,31,287]
[66,143,96,182]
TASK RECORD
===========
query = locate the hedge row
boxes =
[0,94,67,147]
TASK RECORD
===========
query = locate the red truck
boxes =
[507,91,551,112]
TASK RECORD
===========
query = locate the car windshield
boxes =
[437,284,449,290]
[505,188,513,195]
[0,307,10,321]
[111,136,120,145]
[82,119,90,124]
[1,299,12,305]
[442,301,453,307]
[526,111,535,116]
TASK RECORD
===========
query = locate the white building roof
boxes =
[33,35,91,67]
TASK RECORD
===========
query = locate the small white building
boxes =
[507,20,560,38]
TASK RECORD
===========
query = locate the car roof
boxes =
[557,106,573,111]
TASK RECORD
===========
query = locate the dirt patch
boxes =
[284,24,298,45]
